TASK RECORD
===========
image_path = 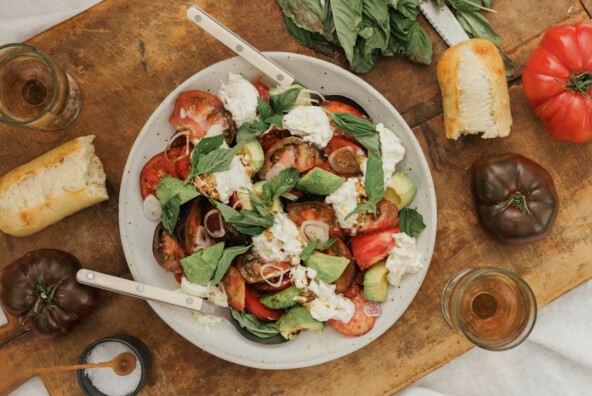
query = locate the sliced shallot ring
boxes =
[300,220,329,245]
[193,225,212,252]
[164,131,190,162]
[204,209,225,238]
[281,192,299,201]
[363,302,382,317]
[260,263,290,287]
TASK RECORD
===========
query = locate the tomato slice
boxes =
[350,225,400,270]
[174,273,184,284]
[168,90,236,143]
[152,223,186,273]
[287,201,345,239]
[324,238,355,294]
[324,136,365,157]
[320,100,367,119]
[356,199,399,234]
[327,283,375,336]
[252,76,269,104]
[244,285,283,322]
[229,192,242,210]
[221,267,246,312]
[250,275,292,292]
[140,151,179,199]
[257,128,291,151]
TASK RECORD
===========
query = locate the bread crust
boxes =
[437,38,512,140]
[0,135,109,237]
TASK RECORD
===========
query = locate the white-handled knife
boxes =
[418,0,470,47]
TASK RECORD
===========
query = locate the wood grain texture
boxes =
[0,0,591,395]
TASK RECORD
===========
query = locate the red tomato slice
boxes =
[257,128,290,151]
[244,285,283,322]
[221,267,246,312]
[324,136,365,157]
[168,90,235,143]
[229,192,242,210]
[250,275,292,292]
[140,151,179,199]
[327,283,375,336]
[356,199,399,234]
[174,273,184,284]
[175,154,191,180]
[252,76,269,104]
[350,225,400,270]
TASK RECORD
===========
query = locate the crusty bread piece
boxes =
[437,38,512,140]
[0,135,109,237]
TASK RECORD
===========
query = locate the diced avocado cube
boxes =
[237,139,264,173]
[364,261,389,302]
[260,286,301,309]
[277,306,324,340]
[269,83,311,107]
[384,172,417,209]
[296,168,345,196]
[304,251,349,283]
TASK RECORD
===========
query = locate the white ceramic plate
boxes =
[119,52,437,369]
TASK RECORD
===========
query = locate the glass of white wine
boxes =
[0,43,81,130]
[442,267,537,351]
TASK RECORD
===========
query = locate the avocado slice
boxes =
[237,181,283,212]
[237,139,264,173]
[296,168,345,196]
[304,252,349,283]
[384,172,417,209]
[269,83,311,107]
[260,286,300,309]
[277,306,324,340]
[364,261,389,302]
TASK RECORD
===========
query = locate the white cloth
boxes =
[1,2,591,395]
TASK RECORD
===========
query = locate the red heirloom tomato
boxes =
[523,23,592,143]
[0,250,99,338]
[252,76,269,104]
[471,153,559,245]
[327,283,375,336]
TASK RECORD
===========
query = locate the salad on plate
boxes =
[139,72,426,341]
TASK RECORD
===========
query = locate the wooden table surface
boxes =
[1,0,592,395]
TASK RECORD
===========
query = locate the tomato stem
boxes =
[499,191,531,216]
[566,71,592,97]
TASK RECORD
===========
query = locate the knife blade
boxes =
[418,0,470,47]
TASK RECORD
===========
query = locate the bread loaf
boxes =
[437,38,512,140]
[0,135,109,237]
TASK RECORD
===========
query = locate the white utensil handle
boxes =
[76,269,204,311]
[186,5,295,87]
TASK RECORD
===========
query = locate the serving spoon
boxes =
[186,6,370,118]
[76,269,288,345]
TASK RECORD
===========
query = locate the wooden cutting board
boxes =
[1,0,591,394]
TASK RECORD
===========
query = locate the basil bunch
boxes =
[277,0,512,76]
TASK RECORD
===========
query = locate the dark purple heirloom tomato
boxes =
[0,249,99,338]
[471,153,559,245]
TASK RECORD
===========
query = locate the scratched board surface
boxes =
[0,1,591,395]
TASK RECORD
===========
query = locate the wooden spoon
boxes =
[1,353,137,394]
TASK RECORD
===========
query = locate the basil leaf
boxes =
[156,174,200,233]
[282,14,334,56]
[236,120,268,145]
[196,143,244,176]
[345,201,377,220]
[398,207,426,237]
[329,112,381,156]
[209,199,274,236]
[455,9,499,46]
[185,134,226,182]
[330,0,363,68]
[364,153,385,204]
[161,195,182,234]
[229,307,280,338]
[321,238,337,251]
[270,88,302,114]
[211,245,252,286]
[301,239,319,262]
[248,189,273,219]
[262,167,300,204]
[257,97,274,120]
[265,113,285,129]
[180,242,225,286]
[405,21,432,65]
